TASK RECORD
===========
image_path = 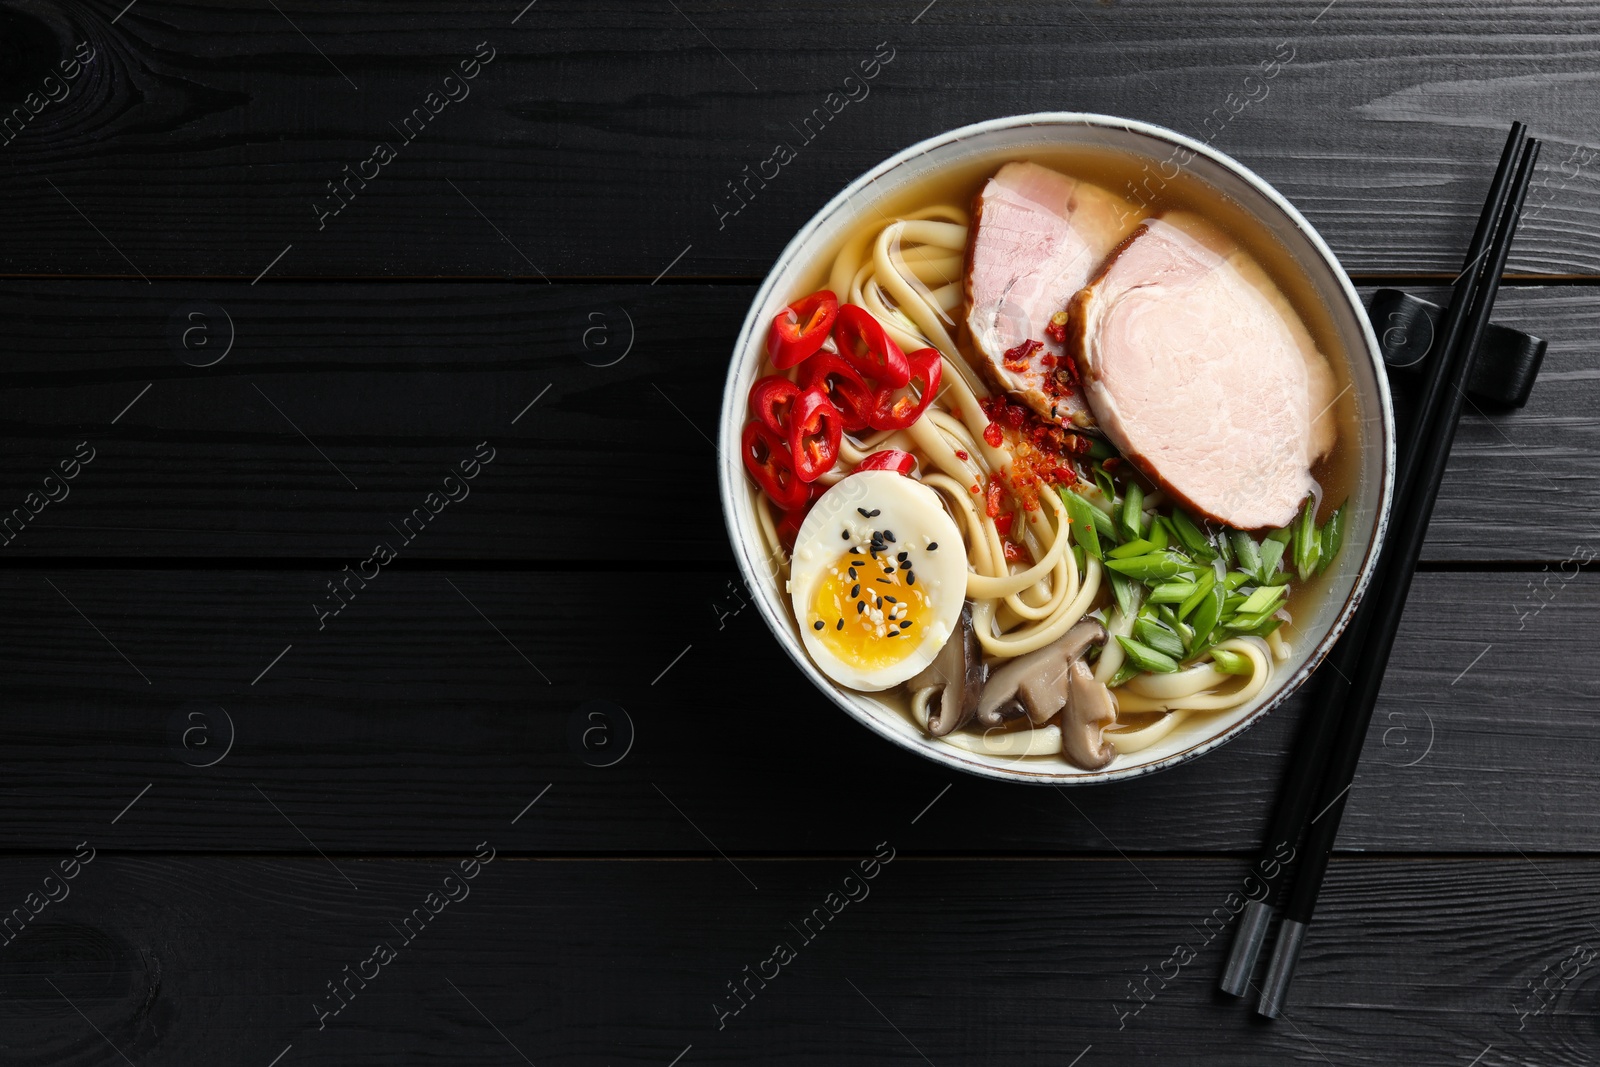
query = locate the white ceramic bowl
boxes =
[718,113,1394,785]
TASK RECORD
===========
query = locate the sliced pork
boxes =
[964,161,1131,428]
[1065,212,1339,530]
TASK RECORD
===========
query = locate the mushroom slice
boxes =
[1062,659,1118,770]
[907,605,984,737]
[975,619,1107,727]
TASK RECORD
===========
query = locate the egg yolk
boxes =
[809,548,931,671]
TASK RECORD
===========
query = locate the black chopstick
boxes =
[1218,121,1530,997]
[1255,132,1542,1019]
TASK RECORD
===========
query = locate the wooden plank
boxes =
[0,567,1591,855]
[1,854,1593,1065]
[0,282,1591,561]
[5,2,1600,278]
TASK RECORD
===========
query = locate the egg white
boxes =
[788,470,965,691]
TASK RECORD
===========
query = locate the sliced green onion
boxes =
[1257,539,1286,584]
[1216,529,1235,566]
[1059,488,1103,561]
[1169,509,1216,561]
[1293,495,1321,581]
[1228,613,1285,638]
[1227,608,1278,630]
[1093,466,1117,513]
[1229,531,1261,576]
[1120,480,1145,542]
[1103,552,1189,582]
[1108,569,1140,620]
[1317,500,1347,574]
[1210,648,1252,675]
[1265,524,1293,545]
[1107,537,1156,560]
[1237,583,1288,616]
[1176,568,1217,620]
[1086,438,1116,460]
[1147,517,1170,552]
[1224,570,1252,591]
[1117,634,1181,673]
[1134,618,1185,658]
[1147,580,1199,605]
[1187,585,1224,650]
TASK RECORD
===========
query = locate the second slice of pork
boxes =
[1065,211,1339,530]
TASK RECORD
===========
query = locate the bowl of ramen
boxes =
[718,113,1394,784]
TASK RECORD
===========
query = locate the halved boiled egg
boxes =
[788,470,965,692]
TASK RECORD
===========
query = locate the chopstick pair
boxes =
[1217,121,1542,1017]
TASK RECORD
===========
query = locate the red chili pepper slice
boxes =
[802,353,875,433]
[982,422,1004,448]
[749,375,800,436]
[985,476,1005,520]
[741,419,808,510]
[856,449,917,476]
[788,386,842,483]
[1045,310,1069,345]
[1002,338,1044,372]
[867,347,942,432]
[766,290,839,370]
[834,305,910,388]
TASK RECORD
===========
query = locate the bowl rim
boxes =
[717,111,1395,785]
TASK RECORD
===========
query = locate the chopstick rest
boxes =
[1370,287,1547,408]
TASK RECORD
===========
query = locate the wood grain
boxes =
[0,567,1589,855]
[3,6,1595,1063]
[2,854,1595,1066]
[0,282,1591,561]
[4,1,1600,277]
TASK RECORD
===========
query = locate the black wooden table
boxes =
[1,2,1596,1064]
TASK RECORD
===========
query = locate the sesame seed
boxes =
[875,597,883,608]
[868,509,881,517]
[927,542,939,551]
[857,601,866,614]
[836,619,844,630]
[900,561,912,570]
[885,596,897,603]
[814,620,824,630]
[907,573,916,585]
[883,530,896,542]
[857,507,871,518]
[841,530,850,540]
[884,567,895,575]
[877,578,892,585]
[899,621,912,629]
[850,584,860,598]
[896,551,908,561]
